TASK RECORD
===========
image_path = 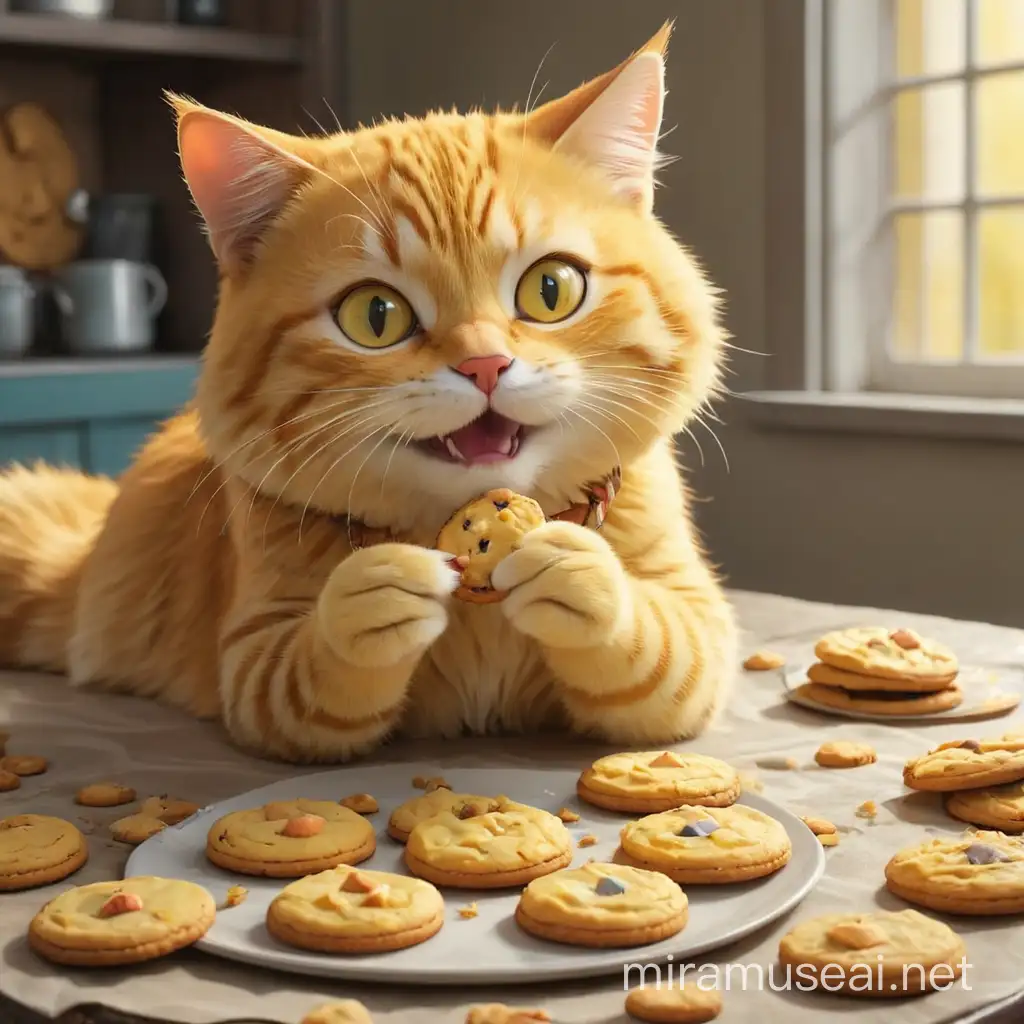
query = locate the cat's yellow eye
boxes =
[335,283,417,349]
[515,258,587,324]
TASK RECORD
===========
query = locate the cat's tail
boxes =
[0,462,118,672]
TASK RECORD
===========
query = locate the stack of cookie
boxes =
[904,733,1024,833]
[797,627,961,717]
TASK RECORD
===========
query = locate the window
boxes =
[825,0,1024,398]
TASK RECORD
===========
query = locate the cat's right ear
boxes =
[168,93,317,273]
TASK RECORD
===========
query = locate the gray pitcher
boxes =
[0,266,35,357]
[54,259,167,355]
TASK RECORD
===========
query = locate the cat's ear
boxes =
[524,22,670,212]
[168,93,319,272]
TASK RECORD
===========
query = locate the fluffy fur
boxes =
[0,25,737,762]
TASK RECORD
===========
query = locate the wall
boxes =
[344,0,1024,628]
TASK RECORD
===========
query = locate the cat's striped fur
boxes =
[0,24,737,761]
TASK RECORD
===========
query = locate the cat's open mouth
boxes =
[417,409,524,465]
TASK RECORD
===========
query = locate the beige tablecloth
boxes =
[2,590,1024,1024]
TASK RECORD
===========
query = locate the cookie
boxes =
[0,814,88,891]
[28,876,216,966]
[267,865,444,953]
[436,488,545,603]
[515,863,687,948]
[885,830,1024,915]
[206,800,375,877]
[140,795,200,825]
[0,769,20,792]
[76,783,137,808]
[387,789,505,843]
[301,1002,373,1024]
[815,627,957,682]
[795,682,962,716]
[110,814,167,846]
[807,661,956,693]
[903,735,1024,792]
[577,751,740,814]
[946,780,1024,832]
[777,909,966,996]
[743,651,785,671]
[801,816,839,847]
[405,799,571,888]
[617,804,792,884]
[1,754,48,776]
[814,741,877,768]
[624,982,722,1023]
[465,1007,551,1024]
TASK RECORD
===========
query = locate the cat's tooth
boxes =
[444,436,464,461]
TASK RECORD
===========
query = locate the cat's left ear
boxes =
[524,22,670,213]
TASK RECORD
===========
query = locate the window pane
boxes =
[976,72,1024,194]
[892,212,963,360]
[897,0,966,78]
[977,0,1024,66]
[979,208,1024,356]
[894,84,965,200]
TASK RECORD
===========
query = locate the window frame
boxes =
[819,0,1024,400]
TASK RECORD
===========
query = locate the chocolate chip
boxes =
[494,500,509,510]
[595,876,627,896]
[961,739,982,751]
[680,819,719,838]
[966,842,1012,865]
[462,518,471,530]
[478,539,490,553]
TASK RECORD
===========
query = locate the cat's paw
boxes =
[320,543,458,668]
[491,520,630,649]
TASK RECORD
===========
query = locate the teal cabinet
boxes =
[0,358,199,478]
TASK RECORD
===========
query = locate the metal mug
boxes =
[0,265,36,357]
[53,259,167,355]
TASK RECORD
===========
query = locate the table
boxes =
[3,590,1024,1024]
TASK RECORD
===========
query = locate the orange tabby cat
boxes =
[0,24,736,762]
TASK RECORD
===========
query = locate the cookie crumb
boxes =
[744,650,786,671]
[855,800,878,819]
[757,755,799,771]
[815,741,878,769]
[424,776,451,792]
[459,901,479,919]
[223,885,248,909]
[339,793,379,814]
[818,832,840,847]
[577,834,599,848]
[412,775,429,789]
[801,815,837,836]
[556,807,580,823]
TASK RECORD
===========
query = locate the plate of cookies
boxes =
[123,755,824,985]
[782,626,1022,723]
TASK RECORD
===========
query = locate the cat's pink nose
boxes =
[454,354,513,396]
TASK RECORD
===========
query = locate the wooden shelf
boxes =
[0,11,301,64]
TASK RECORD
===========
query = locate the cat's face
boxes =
[184,24,725,526]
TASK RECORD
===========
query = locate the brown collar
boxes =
[336,466,621,549]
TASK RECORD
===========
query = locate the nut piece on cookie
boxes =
[282,814,326,838]
[625,982,723,1023]
[815,741,877,769]
[0,769,20,792]
[889,628,921,650]
[97,892,144,918]
[827,920,887,949]
[339,793,379,814]
[436,488,546,604]
[466,1004,551,1024]
[342,870,377,894]
[1,755,47,777]
[301,1002,374,1024]
[743,650,786,671]
[75,783,137,808]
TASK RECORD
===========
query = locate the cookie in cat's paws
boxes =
[436,489,545,604]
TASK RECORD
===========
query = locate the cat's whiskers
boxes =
[379,427,413,499]
[573,397,643,444]
[563,406,623,469]
[582,389,664,438]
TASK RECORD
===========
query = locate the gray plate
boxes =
[125,763,824,986]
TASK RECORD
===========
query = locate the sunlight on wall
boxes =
[895,0,1024,360]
